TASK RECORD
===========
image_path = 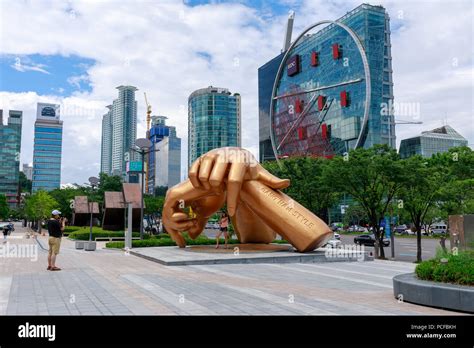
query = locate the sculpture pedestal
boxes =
[186,243,293,254]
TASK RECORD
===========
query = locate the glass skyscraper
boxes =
[32,103,63,192]
[100,85,138,178]
[399,125,468,159]
[148,116,181,192]
[258,4,395,161]
[188,86,241,167]
[0,109,22,207]
[100,105,113,175]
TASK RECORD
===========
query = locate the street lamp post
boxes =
[86,176,99,251]
[131,138,153,240]
[390,198,395,259]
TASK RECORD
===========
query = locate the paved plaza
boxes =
[0,224,460,315]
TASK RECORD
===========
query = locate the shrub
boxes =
[69,229,151,240]
[415,250,474,286]
[271,239,289,244]
[63,226,80,233]
[106,234,239,249]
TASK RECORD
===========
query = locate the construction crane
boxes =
[144,92,152,132]
[144,92,152,194]
[395,120,423,125]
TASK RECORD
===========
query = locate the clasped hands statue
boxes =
[163,147,332,252]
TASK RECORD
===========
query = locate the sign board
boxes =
[127,161,143,172]
[384,216,391,237]
[37,103,60,121]
[340,205,349,214]
[287,55,300,76]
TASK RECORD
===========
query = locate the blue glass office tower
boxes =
[258,4,395,161]
[0,109,22,207]
[32,103,63,192]
[147,116,181,192]
[259,53,284,162]
[188,86,241,167]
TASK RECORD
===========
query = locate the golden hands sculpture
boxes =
[163,147,332,252]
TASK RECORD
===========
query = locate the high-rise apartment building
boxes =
[32,103,63,192]
[258,4,395,161]
[100,105,113,174]
[100,86,138,178]
[0,110,22,207]
[22,163,33,181]
[147,116,181,192]
[188,86,241,167]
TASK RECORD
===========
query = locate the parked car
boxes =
[354,234,390,247]
[324,238,342,248]
[205,222,220,230]
[348,225,368,233]
[330,222,343,232]
[394,224,408,234]
[431,224,447,235]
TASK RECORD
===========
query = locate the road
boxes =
[203,228,446,263]
[339,234,448,263]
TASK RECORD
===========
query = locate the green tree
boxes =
[49,187,88,221]
[343,203,368,227]
[263,156,340,222]
[144,195,165,215]
[97,172,123,203]
[433,147,474,217]
[24,191,59,233]
[0,194,9,220]
[19,171,32,193]
[323,145,404,259]
[397,155,446,262]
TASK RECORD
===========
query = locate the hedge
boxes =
[69,230,150,240]
[415,250,474,286]
[106,234,290,249]
[106,234,240,249]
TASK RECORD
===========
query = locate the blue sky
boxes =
[0,54,94,96]
[185,0,293,15]
[0,0,472,185]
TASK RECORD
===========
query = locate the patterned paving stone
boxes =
[0,225,463,315]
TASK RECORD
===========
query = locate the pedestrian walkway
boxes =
[0,224,460,315]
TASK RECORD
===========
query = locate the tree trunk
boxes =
[378,231,386,259]
[416,226,422,263]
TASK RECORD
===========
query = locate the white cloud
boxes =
[0,0,472,185]
[10,61,50,74]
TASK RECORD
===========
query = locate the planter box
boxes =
[393,272,474,313]
[75,241,85,249]
[84,241,96,251]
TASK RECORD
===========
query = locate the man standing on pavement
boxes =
[47,210,65,271]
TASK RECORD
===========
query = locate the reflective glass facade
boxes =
[399,125,468,158]
[147,116,181,192]
[101,86,138,178]
[259,54,284,162]
[0,110,22,207]
[155,136,181,189]
[32,103,63,192]
[100,105,113,174]
[188,86,241,167]
[258,4,395,161]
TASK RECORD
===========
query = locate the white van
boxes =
[431,223,447,235]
